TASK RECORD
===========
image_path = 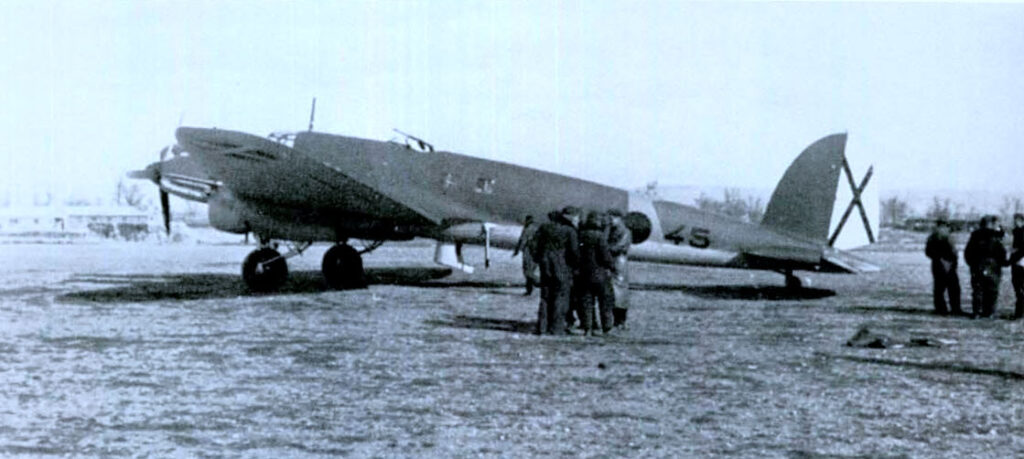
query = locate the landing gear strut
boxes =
[322,243,367,290]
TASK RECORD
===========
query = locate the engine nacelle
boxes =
[208,191,250,234]
[623,211,652,244]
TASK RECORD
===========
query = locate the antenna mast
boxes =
[308,97,317,131]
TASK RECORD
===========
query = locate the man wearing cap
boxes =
[925,219,961,316]
[530,207,581,335]
[964,215,1008,318]
[1009,213,1024,319]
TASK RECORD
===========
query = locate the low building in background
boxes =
[0,206,151,241]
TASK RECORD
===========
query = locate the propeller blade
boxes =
[160,190,171,235]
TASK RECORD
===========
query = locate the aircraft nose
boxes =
[127,162,160,183]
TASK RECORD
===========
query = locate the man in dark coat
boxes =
[530,207,580,335]
[576,211,616,335]
[924,219,961,316]
[513,215,540,295]
[964,215,1007,318]
[1010,213,1024,319]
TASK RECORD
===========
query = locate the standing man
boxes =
[1010,213,1024,319]
[606,209,632,328]
[964,215,1007,319]
[512,215,540,296]
[576,211,616,335]
[925,219,962,316]
[530,207,580,335]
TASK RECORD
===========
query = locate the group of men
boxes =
[926,213,1024,319]
[513,206,632,336]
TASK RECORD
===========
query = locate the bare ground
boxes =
[0,239,1022,457]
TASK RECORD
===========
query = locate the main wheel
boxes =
[322,244,367,290]
[785,274,803,290]
[242,248,289,292]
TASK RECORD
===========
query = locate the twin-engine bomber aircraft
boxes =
[129,124,878,292]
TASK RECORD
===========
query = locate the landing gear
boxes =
[322,243,367,290]
[241,239,310,292]
[242,247,289,292]
[784,270,803,289]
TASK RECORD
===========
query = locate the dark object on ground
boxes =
[846,326,892,349]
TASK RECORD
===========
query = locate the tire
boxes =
[242,248,289,292]
[322,244,367,290]
[785,274,803,290]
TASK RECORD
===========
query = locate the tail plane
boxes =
[760,134,847,241]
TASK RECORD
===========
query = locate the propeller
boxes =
[160,189,171,235]
[127,144,175,236]
[157,145,171,235]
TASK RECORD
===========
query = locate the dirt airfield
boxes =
[0,235,1022,457]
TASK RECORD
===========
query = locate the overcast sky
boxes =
[2,1,1023,206]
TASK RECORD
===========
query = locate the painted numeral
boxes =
[665,225,711,249]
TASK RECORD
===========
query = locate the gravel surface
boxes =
[0,239,1022,457]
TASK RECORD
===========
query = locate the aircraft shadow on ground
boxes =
[424,315,537,335]
[57,267,457,303]
[629,283,835,301]
[830,354,1024,382]
[57,268,834,304]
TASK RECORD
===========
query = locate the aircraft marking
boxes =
[664,225,711,249]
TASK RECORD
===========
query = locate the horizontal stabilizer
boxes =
[821,247,880,274]
[743,245,822,265]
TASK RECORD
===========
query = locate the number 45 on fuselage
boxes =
[129,126,877,292]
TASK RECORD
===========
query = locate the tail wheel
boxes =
[785,273,803,290]
[242,248,289,292]
[322,244,367,290]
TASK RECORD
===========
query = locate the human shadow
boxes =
[424,314,537,335]
[840,306,953,317]
[630,283,835,300]
[57,266,456,303]
[829,353,1024,381]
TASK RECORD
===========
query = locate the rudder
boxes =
[760,134,847,241]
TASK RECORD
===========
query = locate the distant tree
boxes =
[642,181,660,200]
[880,196,910,227]
[925,197,953,221]
[696,188,765,223]
[1000,195,1023,222]
[744,195,764,224]
[114,179,146,209]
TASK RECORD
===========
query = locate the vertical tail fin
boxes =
[760,134,847,241]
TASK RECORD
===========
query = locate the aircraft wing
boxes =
[175,127,441,225]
